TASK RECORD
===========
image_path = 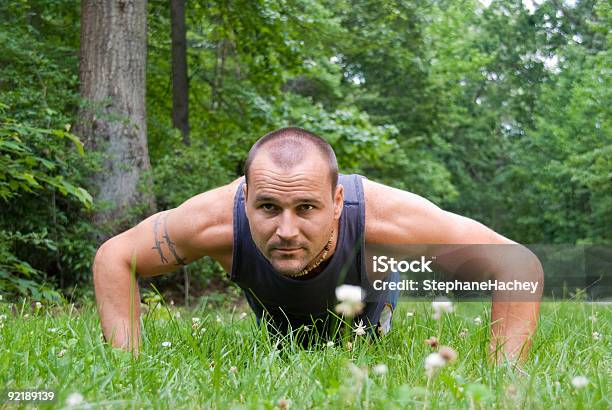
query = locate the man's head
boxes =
[243,127,344,276]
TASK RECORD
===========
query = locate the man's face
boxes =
[244,151,343,276]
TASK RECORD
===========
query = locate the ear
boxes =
[333,184,344,220]
[242,183,248,201]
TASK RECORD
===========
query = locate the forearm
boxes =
[490,299,540,362]
[93,242,141,352]
[489,253,543,362]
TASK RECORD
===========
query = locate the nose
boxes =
[276,210,299,241]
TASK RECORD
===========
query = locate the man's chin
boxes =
[270,260,307,277]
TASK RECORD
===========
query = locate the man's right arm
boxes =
[93,178,241,351]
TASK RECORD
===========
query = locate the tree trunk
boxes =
[77,0,155,236]
[170,0,190,143]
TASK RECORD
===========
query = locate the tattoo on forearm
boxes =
[162,214,187,266]
[152,214,169,264]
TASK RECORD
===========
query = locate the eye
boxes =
[298,204,315,212]
[260,203,278,212]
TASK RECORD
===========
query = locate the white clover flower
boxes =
[58,349,67,358]
[406,311,414,317]
[571,376,588,389]
[353,320,367,336]
[592,331,601,340]
[588,315,597,322]
[335,285,363,302]
[35,302,42,309]
[65,392,83,406]
[229,366,237,373]
[432,298,454,313]
[174,311,181,318]
[161,341,172,348]
[372,364,388,375]
[424,352,446,377]
[335,301,365,317]
[216,315,222,323]
[424,336,439,348]
[335,285,365,318]
[239,312,247,319]
[424,346,458,378]
[48,328,58,333]
[438,346,458,363]
[473,316,482,325]
[326,341,335,348]
[459,328,468,338]
[0,314,7,321]
[192,324,207,336]
[432,297,454,320]
[192,317,202,330]
[303,325,310,332]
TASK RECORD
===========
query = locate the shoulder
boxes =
[362,178,443,244]
[170,176,243,259]
[362,178,514,245]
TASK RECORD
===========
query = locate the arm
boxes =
[93,178,240,352]
[363,179,543,362]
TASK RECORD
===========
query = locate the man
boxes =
[93,127,543,361]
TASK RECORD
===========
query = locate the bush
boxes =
[0,107,96,301]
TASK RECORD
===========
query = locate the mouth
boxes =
[274,247,302,253]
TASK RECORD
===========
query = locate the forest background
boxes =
[0,0,609,303]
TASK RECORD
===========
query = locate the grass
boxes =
[0,296,610,409]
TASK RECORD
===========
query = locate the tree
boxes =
[171,0,190,143]
[77,0,155,234]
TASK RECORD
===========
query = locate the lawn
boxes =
[1,296,609,409]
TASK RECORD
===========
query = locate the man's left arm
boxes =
[363,179,543,362]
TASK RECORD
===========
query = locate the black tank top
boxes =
[231,174,385,334]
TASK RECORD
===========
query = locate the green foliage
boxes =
[0,110,94,301]
[0,2,97,301]
[0,230,62,302]
[416,0,610,242]
[0,107,90,205]
[151,131,232,210]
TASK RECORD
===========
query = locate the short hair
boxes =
[244,127,339,193]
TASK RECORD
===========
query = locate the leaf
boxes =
[51,129,85,156]
[15,173,40,188]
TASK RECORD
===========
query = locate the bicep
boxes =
[103,180,238,278]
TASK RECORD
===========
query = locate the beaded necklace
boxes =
[286,228,335,278]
